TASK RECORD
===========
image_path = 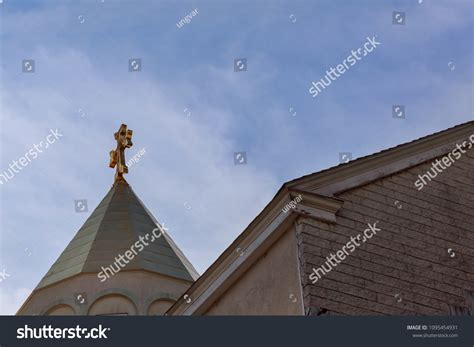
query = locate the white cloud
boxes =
[0,0,471,315]
[0,41,279,313]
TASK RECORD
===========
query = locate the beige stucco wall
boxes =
[204,226,304,315]
[17,270,191,315]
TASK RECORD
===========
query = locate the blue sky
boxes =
[0,0,472,314]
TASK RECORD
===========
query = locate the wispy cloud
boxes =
[0,0,472,314]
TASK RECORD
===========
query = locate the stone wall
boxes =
[299,151,474,315]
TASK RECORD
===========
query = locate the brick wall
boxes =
[298,150,474,315]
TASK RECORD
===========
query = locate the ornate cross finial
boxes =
[109,124,133,183]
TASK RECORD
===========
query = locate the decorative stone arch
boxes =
[41,299,77,316]
[87,289,140,316]
[144,292,179,315]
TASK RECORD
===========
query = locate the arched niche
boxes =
[147,299,176,315]
[45,304,75,315]
[88,293,137,316]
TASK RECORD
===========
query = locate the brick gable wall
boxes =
[298,150,474,315]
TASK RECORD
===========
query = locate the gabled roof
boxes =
[286,121,474,195]
[36,180,199,290]
[167,120,474,315]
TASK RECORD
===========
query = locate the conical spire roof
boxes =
[36,180,199,289]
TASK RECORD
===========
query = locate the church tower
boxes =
[17,124,198,315]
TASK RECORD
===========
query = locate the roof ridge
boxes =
[124,182,147,271]
[34,185,117,289]
[127,185,200,280]
[81,182,123,272]
[286,120,474,188]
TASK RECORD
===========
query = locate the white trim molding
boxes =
[167,189,343,315]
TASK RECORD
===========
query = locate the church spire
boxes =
[109,124,133,183]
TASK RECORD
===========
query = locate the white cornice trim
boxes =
[167,122,473,315]
[168,190,343,315]
[291,123,474,196]
[289,189,344,223]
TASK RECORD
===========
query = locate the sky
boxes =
[0,0,472,315]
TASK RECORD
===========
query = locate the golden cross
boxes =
[109,124,133,182]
